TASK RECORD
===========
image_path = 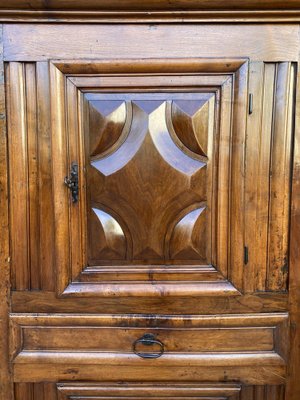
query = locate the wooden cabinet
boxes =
[1,3,300,400]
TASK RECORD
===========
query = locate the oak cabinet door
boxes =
[50,58,249,297]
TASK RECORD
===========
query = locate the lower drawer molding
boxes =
[57,382,242,400]
[13,382,286,400]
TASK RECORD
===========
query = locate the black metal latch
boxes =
[64,162,79,203]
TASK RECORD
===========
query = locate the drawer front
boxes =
[11,314,287,384]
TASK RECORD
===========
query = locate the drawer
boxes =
[11,313,287,384]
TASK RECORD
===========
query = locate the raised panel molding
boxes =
[88,97,210,264]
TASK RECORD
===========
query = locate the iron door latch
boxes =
[64,162,79,203]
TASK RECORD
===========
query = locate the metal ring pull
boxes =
[133,333,164,359]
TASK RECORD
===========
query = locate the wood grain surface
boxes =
[0,16,299,400]
[0,1,300,22]
[3,25,299,62]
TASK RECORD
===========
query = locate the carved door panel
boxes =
[4,23,297,400]
[51,58,248,297]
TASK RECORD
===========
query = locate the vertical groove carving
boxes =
[244,61,295,293]
[36,62,55,291]
[267,62,295,291]
[7,62,29,290]
[244,62,275,293]
[7,62,55,291]
[25,63,40,289]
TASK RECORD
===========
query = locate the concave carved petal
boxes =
[149,102,206,176]
[89,101,127,157]
[89,208,127,260]
[169,206,207,261]
[171,100,210,157]
[91,103,148,176]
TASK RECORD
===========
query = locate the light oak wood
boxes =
[3,24,299,62]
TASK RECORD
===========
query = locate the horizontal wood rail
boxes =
[0,1,300,22]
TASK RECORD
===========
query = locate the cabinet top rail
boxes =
[0,0,300,23]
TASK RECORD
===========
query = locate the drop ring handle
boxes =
[133,333,164,359]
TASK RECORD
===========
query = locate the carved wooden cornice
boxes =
[0,0,300,22]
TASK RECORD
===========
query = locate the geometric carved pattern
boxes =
[89,101,127,158]
[87,97,210,265]
[169,206,207,261]
[89,208,127,260]
[171,100,209,157]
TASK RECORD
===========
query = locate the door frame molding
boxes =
[0,24,13,400]
[286,69,300,399]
